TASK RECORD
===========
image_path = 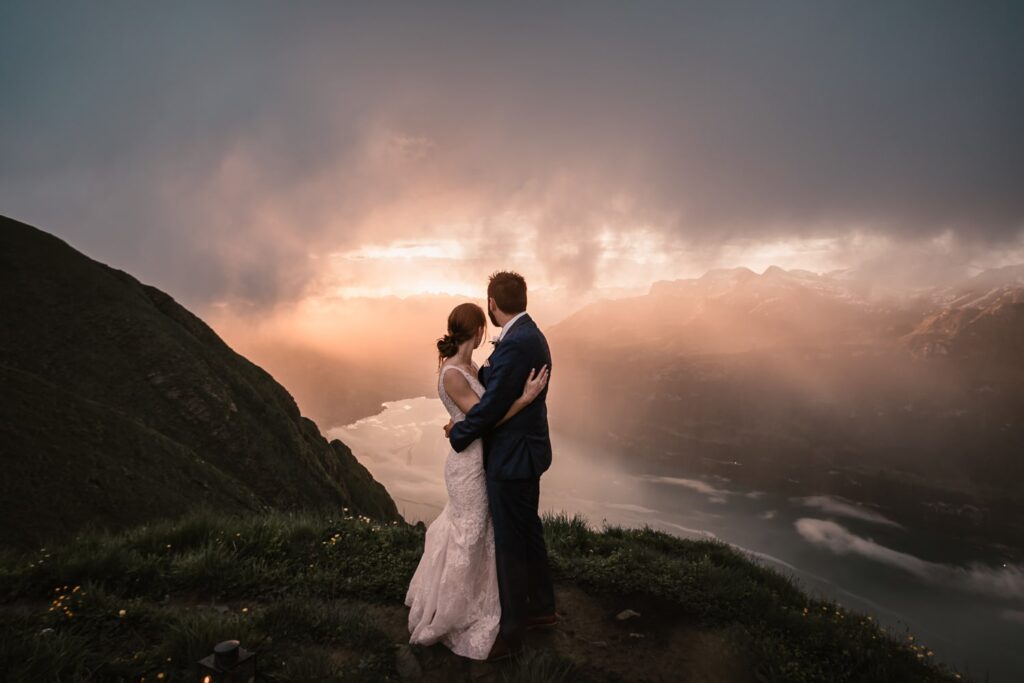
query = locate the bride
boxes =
[405,302,549,661]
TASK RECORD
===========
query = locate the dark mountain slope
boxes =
[0,214,397,549]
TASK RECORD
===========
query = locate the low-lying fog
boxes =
[328,396,1024,682]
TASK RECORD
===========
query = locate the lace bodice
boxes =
[438,360,485,420]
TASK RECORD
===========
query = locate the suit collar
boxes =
[497,311,530,341]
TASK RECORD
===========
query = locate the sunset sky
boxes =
[3,2,1023,329]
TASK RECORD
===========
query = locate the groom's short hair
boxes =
[488,271,527,314]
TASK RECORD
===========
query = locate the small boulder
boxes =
[616,609,641,621]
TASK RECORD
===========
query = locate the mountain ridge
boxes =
[0,214,398,549]
[558,263,1024,353]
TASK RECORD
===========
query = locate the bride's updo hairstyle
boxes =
[437,302,486,367]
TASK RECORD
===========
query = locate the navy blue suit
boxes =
[448,312,555,645]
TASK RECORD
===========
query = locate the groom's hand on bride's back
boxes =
[443,419,454,438]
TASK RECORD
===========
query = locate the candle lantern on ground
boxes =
[196,639,257,683]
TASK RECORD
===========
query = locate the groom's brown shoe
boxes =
[526,613,559,630]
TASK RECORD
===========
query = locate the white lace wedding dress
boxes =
[404,360,500,660]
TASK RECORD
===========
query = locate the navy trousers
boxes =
[486,476,556,647]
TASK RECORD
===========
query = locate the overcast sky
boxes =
[2,1,1023,314]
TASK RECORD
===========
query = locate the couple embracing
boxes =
[404,270,558,661]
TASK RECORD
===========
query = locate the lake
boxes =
[328,396,1024,681]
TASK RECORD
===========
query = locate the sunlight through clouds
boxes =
[337,240,467,261]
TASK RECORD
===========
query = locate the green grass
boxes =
[0,507,966,682]
[543,513,962,683]
[0,507,418,682]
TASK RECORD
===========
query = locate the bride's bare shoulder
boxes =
[441,364,475,398]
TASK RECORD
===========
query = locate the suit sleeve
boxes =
[448,339,529,453]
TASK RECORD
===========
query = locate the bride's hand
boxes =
[520,365,549,403]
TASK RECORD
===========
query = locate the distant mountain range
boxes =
[547,264,1024,550]
[555,265,915,354]
[0,215,398,549]
[904,265,1024,363]
[553,264,1024,359]
[552,261,1024,375]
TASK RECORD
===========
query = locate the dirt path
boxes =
[370,582,755,682]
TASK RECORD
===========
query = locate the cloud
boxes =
[639,475,733,504]
[606,503,658,515]
[793,496,904,529]
[2,2,1022,309]
[640,476,724,496]
[795,518,1024,601]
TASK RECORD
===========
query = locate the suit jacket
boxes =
[448,312,552,480]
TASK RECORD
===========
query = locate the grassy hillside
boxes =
[0,215,398,549]
[0,508,965,683]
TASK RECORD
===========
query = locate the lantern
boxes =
[196,639,257,683]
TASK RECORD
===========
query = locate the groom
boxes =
[445,270,557,657]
